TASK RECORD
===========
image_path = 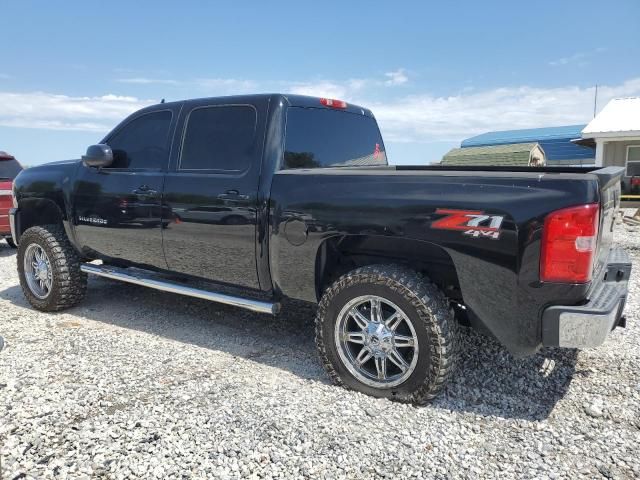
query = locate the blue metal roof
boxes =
[462,125,586,146]
[461,125,595,165]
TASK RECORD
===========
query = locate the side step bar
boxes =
[80,264,280,315]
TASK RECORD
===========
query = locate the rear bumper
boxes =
[542,247,632,348]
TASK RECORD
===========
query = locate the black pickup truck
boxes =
[9,94,632,403]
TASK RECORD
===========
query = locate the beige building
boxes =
[581,97,640,194]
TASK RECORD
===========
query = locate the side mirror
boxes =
[82,144,113,168]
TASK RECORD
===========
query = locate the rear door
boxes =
[72,106,179,268]
[161,97,268,289]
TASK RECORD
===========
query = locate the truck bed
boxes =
[270,165,623,355]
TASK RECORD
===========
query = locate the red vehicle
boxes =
[0,151,23,248]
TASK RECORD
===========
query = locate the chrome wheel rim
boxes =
[24,243,53,299]
[335,295,419,388]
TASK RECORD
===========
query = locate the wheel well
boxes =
[18,198,65,235]
[315,235,462,302]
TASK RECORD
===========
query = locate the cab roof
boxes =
[146,93,374,117]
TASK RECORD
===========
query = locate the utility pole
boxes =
[593,84,598,118]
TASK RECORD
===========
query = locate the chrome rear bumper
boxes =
[542,247,631,348]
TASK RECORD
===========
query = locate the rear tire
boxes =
[17,225,87,311]
[5,237,16,248]
[315,264,458,404]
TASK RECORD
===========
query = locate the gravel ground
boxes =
[1,215,639,479]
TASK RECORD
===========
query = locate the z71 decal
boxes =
[431,208,504,240]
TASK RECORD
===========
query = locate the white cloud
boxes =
[384,69,408,86]
[371,78,640,143]
[288,81,350,99]
[2,77,639,147]
[0,91,153,131]
[287,77,373,99]
[117,76,257,93]
[116,72,385,99]
[288,72,408,97]
[195,77,257,92]
[117,77,180,85]
[549,48,606,67]
[549,53,587,67]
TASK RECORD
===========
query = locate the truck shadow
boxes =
[0,244,17,257]
[436,332,578,420]
[0,277,577,421]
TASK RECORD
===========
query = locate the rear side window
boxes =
[179,105,257,172]
[106,110,173,169]
[0,158,23,179]
[283,107,387,169]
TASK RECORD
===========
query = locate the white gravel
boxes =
[1,215,639,479]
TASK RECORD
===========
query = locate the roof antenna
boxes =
[593,85,598,118]
[160,98,165,104]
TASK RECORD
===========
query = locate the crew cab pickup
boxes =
[9,94,631,403]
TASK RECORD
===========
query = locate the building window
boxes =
[627,146,640,176]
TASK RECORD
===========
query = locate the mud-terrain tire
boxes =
[315,264,458,404]
[17,225,87,311]
[5,237,16,248]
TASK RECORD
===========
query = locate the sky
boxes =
[1,0,639,166]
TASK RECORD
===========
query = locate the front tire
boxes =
[17,225,87,311]
[315,265,458,404]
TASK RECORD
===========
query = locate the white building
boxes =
[581,97,640,194]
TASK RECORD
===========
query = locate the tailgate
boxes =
[592,167,624,281]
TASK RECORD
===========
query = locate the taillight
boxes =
[631,177,640,187]
[320,98,347,109]
[540,203,600,283]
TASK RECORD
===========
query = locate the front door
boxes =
[162,98,268,289]
[72,108,178,269]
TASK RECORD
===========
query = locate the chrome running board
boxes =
[80,264,280,315]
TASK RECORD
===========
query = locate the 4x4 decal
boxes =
[431,208,504,240]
